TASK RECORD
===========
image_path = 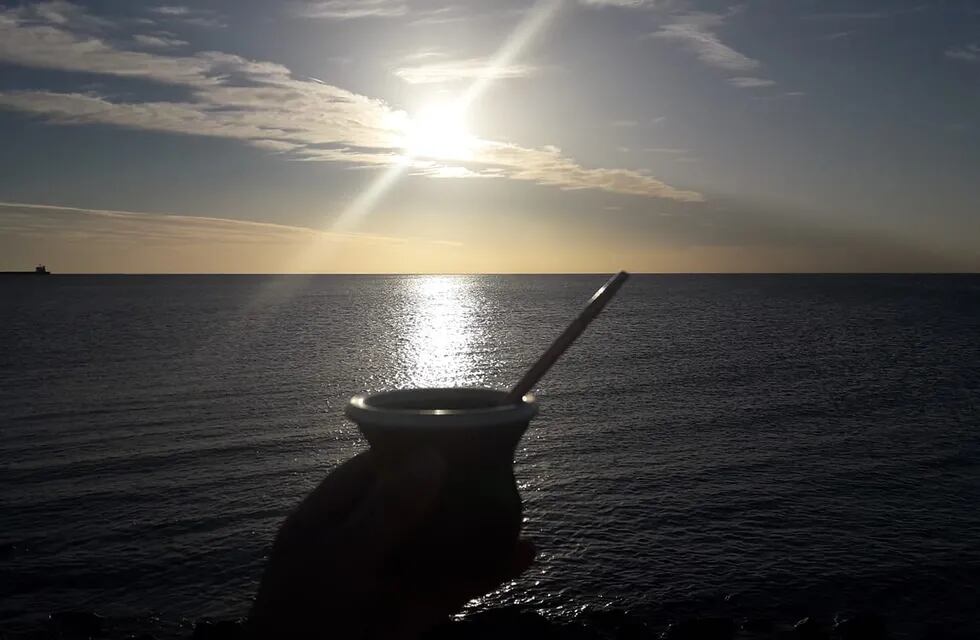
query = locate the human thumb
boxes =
[351,448,446,563]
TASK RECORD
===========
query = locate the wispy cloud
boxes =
[0,14,301,89]
[652,12,777,89]
[803,6,928,23]
[579,0,660,7]
[250,139,305,152]
[652,12,759,72]
[293,0,475,25]
[729,76,775,88]
[946,44,979,63]
[25,0,111,29]
[580,0,692,9]
[149,6,190,16]
[470,142,703,200]
[294,140,704,201]
[395,55,538,84]
[0,201,463,273]
[407,5,471,26]
[133,33,189,48]
[803,11,888,21]
[410,165,489,179]
[0,2,703,203]
[0,201,410,244]
[0,90,397,153]
[294,0,408,20]
[148,5,225,28]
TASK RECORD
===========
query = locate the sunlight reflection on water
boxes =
[397,275,488,388]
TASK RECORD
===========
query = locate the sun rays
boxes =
[317,0,563,244]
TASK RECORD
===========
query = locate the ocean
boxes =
[1,275,978,638]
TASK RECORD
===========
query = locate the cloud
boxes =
[394,56,538,84]
[0,90,397,153]
[0,201,465,273]
[580,0,691,9]
[133,34,189,48]
[0,2,702,203]
[411,165,490,179]
[472,141,704,201]
[179,16,225,28]
[294,0,408,20]
[250,139,305,152]
[651,12,779,89]
[149,6,191,16]
[802,11,888,21]
[0,9,249,85]
[31,1,81,24]
[407,5,474,26]
[148,5,225,28]
[579,0,660,7]
[652,13,759,72]
[946,44,979,63]
[0,201,446,245]
[20,1,111,29]
[294,0,473,25]
[729,76,776,88]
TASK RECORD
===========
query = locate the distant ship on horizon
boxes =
[0,264,51,275]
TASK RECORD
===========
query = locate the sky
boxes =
[0,0,978,273]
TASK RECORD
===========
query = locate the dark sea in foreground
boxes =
[1,274,978,639]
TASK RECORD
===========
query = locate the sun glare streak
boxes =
[457,0,562,112]
[255,161,407,276]
[330,163,408,232]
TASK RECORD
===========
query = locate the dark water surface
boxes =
[2,275,978,637]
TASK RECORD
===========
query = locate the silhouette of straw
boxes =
[504,271,630,404]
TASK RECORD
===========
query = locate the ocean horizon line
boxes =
[3,271,979,277]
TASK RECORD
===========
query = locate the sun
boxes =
[402,102,476,161]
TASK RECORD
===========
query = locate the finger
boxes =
[285,451,377,532]
[347,448,446,564]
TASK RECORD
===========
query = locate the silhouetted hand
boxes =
[247,449,536,639]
